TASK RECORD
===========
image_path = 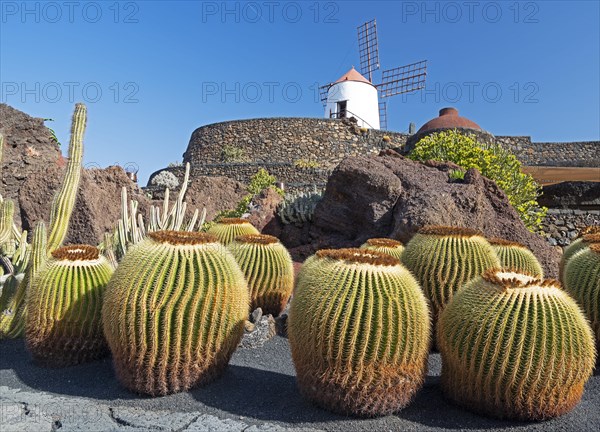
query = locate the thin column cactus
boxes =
[1,103,86,339]
[438,269,596,420]
[106,162,206,262]
[289,248,430,417]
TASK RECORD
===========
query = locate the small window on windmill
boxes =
[337,101,348,119]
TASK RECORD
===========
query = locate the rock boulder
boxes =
[310,154,560,277]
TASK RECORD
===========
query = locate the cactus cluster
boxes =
[102,230,249,396]
[26,244,114,367]
[277,186,323,225]
[560,232,600,282]
[1,104,86,339]
[289,248,430,417]
[488,237,543,277]
[401,226,499,329]
[207,218,259,245]
[564,243,600,348]
[360,238,404,259]
[438,269,596,420]
[227,234,294,316]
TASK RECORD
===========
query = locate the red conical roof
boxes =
[335,67,372,84]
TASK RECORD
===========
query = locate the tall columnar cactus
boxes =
[564,244,600,349]
[289,248,430,417]
[438,269,596,420]
[360,238,404,260]
[26,244,113,367]
[46,103,86,252]
[488,237,543,277]
[401,226,499,329]
[227,234,294,316]
[0,223,46,339]
[207,218,259,245]
[560,232,600,282]
[1,104,86,339]
[102,231,249,396]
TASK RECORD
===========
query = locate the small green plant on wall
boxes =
[221,144,247,162]
[409,129,547,231]
[294,159,320,169]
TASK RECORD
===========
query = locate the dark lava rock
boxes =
[310,154,560,278]
[538,181,600,208]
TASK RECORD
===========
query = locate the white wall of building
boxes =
[324,81,380,129]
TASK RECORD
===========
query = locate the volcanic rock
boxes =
[311,154,560,277]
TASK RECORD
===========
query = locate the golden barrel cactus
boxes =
[102,231,249,396]
[26,245,114,367]
[289,248,430,417]
[359,238,404,259]
[438,269,596,420]
[488,237,543,277]
[207,218,259,245]
[401,226,499,328]
[227,234,294,316]
[560,232,600,282]
[564,243,600,349]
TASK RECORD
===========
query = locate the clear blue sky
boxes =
[1,1,599,184]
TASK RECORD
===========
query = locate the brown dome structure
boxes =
[416,108,482,134]
[404,107,494,153]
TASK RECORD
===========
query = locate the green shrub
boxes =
[409,130,547,231]
[207,169,284,222]
[294,159,321,169]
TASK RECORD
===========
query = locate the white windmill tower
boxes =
[320,19,428,130]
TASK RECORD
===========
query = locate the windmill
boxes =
[321,19,427,130]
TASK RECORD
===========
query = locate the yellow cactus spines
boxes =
[560,233,600,282]
[25,245,113,367]
[207,218,259,245]
[438,269,596,421]
[401,226,499,329]
[488,237,543,277]
[360,238,404,259]
[102,230,249,396]
[227,234,294,316]
[289,248,430,417]
[564,243,600,348]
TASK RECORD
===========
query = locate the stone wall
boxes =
[496,136,599,167]
[182,117,408,170]
[150,162,331,192]
[542,208,600,247]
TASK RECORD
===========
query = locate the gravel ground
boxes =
[1,336,598,432]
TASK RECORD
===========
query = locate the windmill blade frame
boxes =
[357,19,380,82]
[377,60,427,98]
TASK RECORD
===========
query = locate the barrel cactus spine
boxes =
[401,226,500,330]
[560,232,600,283]
[227,234,294,316]
[289,248,430,417]
[207,218,259,245]
[488,237,543,277]
[360,238,404,259]
[438,269,596,420]
[102,230,249,396]
[26,244,114,367]
[564,243,600,348]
